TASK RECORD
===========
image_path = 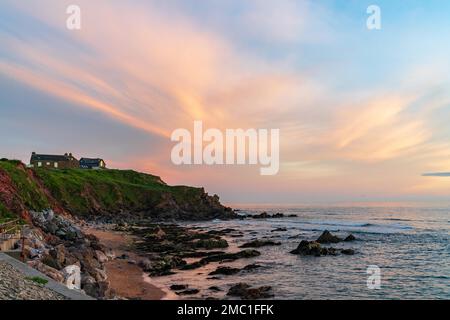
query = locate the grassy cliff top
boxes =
[0,159,226,220]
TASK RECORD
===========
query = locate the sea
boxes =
[149,203,450,300]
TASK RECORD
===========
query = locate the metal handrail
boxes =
[0,219,20,233]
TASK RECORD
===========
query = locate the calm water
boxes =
[150,204,450,300]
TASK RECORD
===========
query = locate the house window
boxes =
[38,162,42,167]
[46,162,50,166]
[54,162,58,168]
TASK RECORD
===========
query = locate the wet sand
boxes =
[83,227,165,300]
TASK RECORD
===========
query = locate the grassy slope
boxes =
[0,160,50,223]
[0,202,14,223]
[0,159,209,219]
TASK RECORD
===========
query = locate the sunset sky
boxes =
[1,0,450,204]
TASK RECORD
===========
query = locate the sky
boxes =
[1,0,450,204]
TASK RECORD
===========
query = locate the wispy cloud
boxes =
[1,0,450,201]
[423,172,450,177]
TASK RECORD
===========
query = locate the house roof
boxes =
[79,158,104,164]
[30,153,77,162]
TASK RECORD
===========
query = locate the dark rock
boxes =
[178,251,226,258]
[209,286,222,292]
[252,212,285,219]
[201,250,261,264]
[181,261,206,270]
[242,264,262,271]
[176,289,200,296]
[271,227,287,232]
[239,240,281,248]
[181,250,261,270]
[141,256,186,276]
[209,266,241,276]
[290,240,352,257]
[252,212,269,219]
[194,238,229,249]
[341,249,355,255]
[316,230,342,244]
[290,240,323,256]
[227,283,274,300]
[41,254,62,270]
[344,234,356,242]
[272,213,285,218]
[207,228,237,235]
[170,284,188,291]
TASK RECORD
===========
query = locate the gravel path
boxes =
[0,261,66,300]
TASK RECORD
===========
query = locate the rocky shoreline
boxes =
[9,206,362,300]
[87,216,359,300]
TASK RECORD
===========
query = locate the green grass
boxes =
[33,167,205,216]
[26,276,49,285]
[0,159,207,218]
[0,202,15,224]
[0,160,50,211]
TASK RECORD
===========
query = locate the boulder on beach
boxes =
[316,230,342,244]
[170,284,188,291]
[209,266,241,276]
[176,289,200,296]
[227,283,274,300]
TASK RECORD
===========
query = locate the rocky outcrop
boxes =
[209,264,262,276]
[290,240,332,256]
[24,210,113,298]
[176,289,200,296]
[316,230,357,244]
[271,227,287,232]
[290,240,355,257]
[251,212,285,219]
[170,284,188,291]
[344,234,356,242]
[209,266,241,276]
[239,240,281,248]
[0,160,237,223]
[316,230,342,244]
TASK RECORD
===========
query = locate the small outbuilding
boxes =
[79,158,106,169]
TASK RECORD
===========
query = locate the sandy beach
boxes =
[84,227,165,300]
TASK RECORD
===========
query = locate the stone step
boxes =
[0,238,20,251]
